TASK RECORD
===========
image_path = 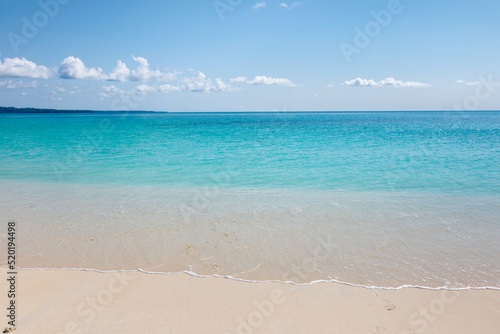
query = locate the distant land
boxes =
[1,107,499,114]
[0,106,155,114]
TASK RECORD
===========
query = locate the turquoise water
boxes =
[1,111,499,193]
[1,111,499,288]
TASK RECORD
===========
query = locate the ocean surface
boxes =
[0,111,499,289]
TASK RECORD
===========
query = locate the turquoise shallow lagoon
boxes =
[0,111,499,288]
[1,111,499,193]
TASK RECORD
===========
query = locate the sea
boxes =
[0,111,499,289]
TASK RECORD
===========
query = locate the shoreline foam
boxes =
[4,266,500,291]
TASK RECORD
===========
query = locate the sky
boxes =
[0,0,499,112]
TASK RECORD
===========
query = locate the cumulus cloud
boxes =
[183,71,229,92]
[230,76,248,83]
[247,75,296,87]
[0,80,38,89]
[99,85,128,99]
[229,75,297,87]
[99,82,181,100]
[129,56,162,82]
[158,83,182,93]
[94,68,296,99]
[134,84,157,94]
[59,56,104,80]
[58,56,178,83]
[253,2,266,10]
[106,60,130,82]
[0,57,52,79]
[343,77,431,88]
[135,84,181,94]
[279,1,302,9]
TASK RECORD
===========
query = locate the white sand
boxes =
[1,268,499,333]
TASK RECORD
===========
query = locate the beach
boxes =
[1,112,499,332]
[2,0,499,330]
[2,268,499,333]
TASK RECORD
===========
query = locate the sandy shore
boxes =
[1,268,499,333]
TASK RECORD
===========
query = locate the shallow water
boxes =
[0,112,499,288]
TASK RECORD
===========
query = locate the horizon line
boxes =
[1,106,500,114]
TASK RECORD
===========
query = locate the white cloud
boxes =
[183,71,229,92]
[247,75,296,87]
[58,56,178,83]
[137,74,227,94]
[343,77,431,88]
[0,57,52,79]
[106,60,130,82]
[90,68,299,99]
[99,85,127,99]
[230,76,248,83]
[59,56,104,80]
[343,78,378,87]
[457,80,480,86]
[252,2,266,10]
[135,84,157,94]
[135,84,182,94]
[279,1,302,9]
[99,82,181,99]
[161,70,181,82]
[50,87,66,96]
[158,83,182,93]
[0,80,38,89]
[129,56,162,82]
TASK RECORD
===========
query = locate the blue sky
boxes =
[0,0,499,111]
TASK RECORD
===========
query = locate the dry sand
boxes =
[1,268,499,333]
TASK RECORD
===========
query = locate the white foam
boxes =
[3,265,499,291]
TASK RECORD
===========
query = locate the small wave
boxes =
[3,265,499,291]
